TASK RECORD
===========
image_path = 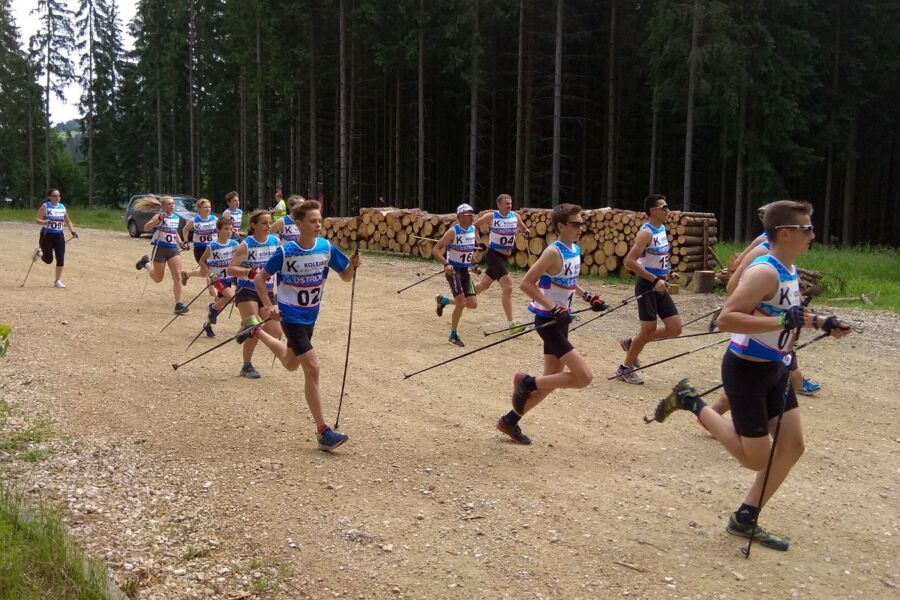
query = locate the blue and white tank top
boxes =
[728,254,801,364]
[237,234,279,290]
[447,224,476,269]
[151,214,181,248]
[488,211,518,252]
[227,208,243,234]
[206,239,239,282]
[192,215,217,248]
[279,215,300,244]
[528,241,581,318]
[264,238,350,326]
[759,232,770,251]
[42,201,66,235]
[637,222,670,277]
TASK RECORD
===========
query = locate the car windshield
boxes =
[172,196,197,211]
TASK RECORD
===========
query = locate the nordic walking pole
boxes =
[651,330,722,342]
[482,305,600,337]
[396,269,443,294]
[409,234,439,243]
[184,294,237,352]
[607,338,728,380]
[159,278,214,333]
[334,248,360,429]
[136,243,160,313]
[680,307,722,329]
[569,289,655,333]
[172,318,272,370]
[20,230,46,288]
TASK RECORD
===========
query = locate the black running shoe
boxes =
[726,514,790,551]
[511,372,532,415]
[204,324,215,338]
[236,316,262,344]
[135,255,150,270]
[448,333,465,347]
[647,378,699,423]
[496,418,532,445]
[436,295,448,317]
[207,302,219,325]
[239,363,261,379]
[174,302,189,315]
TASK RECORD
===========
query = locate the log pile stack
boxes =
[717,261,824,297]
[323,207,719,276]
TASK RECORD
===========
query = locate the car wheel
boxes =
[128,219,141,238]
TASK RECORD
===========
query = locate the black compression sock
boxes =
[522,375,538,392]
[686,396,706,417]
[734,503,759,525]
[502,410,521,426]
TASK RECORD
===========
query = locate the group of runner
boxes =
[27,186,853,552]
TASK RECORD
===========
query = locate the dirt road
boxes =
[1,222,897,599]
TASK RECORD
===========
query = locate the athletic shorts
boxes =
[635,276,678,322]
[193,246,206,262]
[446,267,476,298]
[787,351,798,372]
[534,315,574,359]
[283,322,315,356]
[39,233,65,266]
[485,248,510,280]
[721,350,799,438]
[152,246,180,262]
[234,287,276,305]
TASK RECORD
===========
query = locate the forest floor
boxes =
[1,222,898,600]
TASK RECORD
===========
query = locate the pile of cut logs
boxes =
[323,207,718,276]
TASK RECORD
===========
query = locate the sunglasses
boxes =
[654,204,669,211]
[775,224,815,233]
[566,221,586,228]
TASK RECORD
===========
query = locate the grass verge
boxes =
[0,207,125,233]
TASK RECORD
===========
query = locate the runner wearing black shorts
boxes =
[433,204,480,347]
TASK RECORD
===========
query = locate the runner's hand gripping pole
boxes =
[172,318,272,371]
[334,248,360,429]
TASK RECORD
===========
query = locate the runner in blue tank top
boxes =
[221,191,244,240]
[239,199,360,451]
[134,195,191,314]
[196,217,239,338]
[180,198,219,294]
[616,194,682,385]
[226,209,283,379]
[471,193,531,334]
[34,188,78,288]
[271,195,304,244]
[649,200,851,552]
[496,203,606,446]
[433,204,483,347]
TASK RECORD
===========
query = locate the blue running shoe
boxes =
[799,378,821,396]
[207,302,219,325]
[317,427,349,451]
[436,295,450,317]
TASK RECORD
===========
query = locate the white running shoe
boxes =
[54,280,66,288]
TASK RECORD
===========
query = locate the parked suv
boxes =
[124,194,197,238]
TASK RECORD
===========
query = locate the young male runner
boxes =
[271,195,304,244]
[650,200,851,550]
[34,188,78,288]
[242,199,360,451]
[433,204,482,347]
[496,203,605,445]
[197,217,239,337]
[221,191,243,240]
[472,193,531,334]
[616,194,682,384]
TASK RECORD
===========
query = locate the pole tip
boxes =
[171,363,179,371]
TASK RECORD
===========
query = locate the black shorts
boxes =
[722,350,799,438]
[787,351,798,372]
[39,233,65,266]
[234,286,276,305]
[152,246,180,262]
[283,322,315,356]
[534,315,574,359]
[193,246,206,262]
[485,248,510,280]
[635,277,678,322]
[446,268,476,298]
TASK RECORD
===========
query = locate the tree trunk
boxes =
[523,26,534,207]
[823,5,840,245]
[468,0,480,205]
[418,0,426,209]
[339,0,348,215]
[733,77,747,242]
[551,0,563,207]
[514,0,526,203]
[841,115,857,245]
[28,105,34,208]
[649,102,658,194]
[683,0,701,211]
[156,65,163,192]
[240,69,247,200]
[349,16,357,213]
[45,41,51,193]
[394,72,401,205]
[188,0,196,198]
[87,4,95,207]
[256,6,265,210]
[605,0,617,205]
[309,15,318,200]
[718,124,728,236]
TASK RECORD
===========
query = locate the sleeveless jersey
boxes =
[151,214,181,248]
[728,254,801,364]
[488,211,518,252]
[759,233,770,251]
[237,234,279,290]
[279,215,300,244]
[447,224,476,269]
[265,238,350,326]
[528,240,581,318]
[192,215,217,248]
[637,222,670,277]
[42,201,66,235]
[205,239,239,282]
[227,208,243,233]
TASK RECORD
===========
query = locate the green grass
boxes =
[0,207,125,232]
[0,420,51,453]
[716,241,900,313]
[0,486,115,600]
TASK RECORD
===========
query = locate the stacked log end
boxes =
[323,206,719,277]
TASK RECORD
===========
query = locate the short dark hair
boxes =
[496,193,512,205]
[763,200,813,241]
[48,188,60,197]
[291,199,322,222]
[225,191,239,201]
[550,203,583,232]
[644,194,666,213]
[216,216,233,231]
